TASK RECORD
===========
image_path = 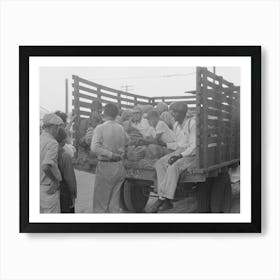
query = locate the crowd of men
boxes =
[40,99,196,214]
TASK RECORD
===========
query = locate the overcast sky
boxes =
[40,67,240,113]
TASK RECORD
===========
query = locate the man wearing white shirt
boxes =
[130,106,155,138]
[149,102,197,212]
[146,110,176,145]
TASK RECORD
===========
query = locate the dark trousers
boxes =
[60,190,75,213]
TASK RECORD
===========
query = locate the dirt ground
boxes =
[74,167,240,213]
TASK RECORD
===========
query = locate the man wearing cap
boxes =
[149,102,197,212]
[40,113,64,213]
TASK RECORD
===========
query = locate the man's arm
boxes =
[41,141,61,193]
[90,125,113,158]
[41,141,61,180]
[181,118,196,157]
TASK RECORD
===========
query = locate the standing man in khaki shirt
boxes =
[90,103,127,213]
[40,113,64,213]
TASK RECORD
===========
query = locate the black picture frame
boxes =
[20,46,261,233]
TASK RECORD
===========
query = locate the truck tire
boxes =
[211,172,232,213]
[122,180,150,213]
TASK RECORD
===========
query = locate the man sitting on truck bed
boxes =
[149,102,196,213]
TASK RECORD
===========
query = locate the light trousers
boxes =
[40,185,60,213]
[155,149,196,199]
[93,161,126,213]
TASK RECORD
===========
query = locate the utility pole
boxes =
[65,79,69,115]
[120,85,133,92]
[120,85,134,106]
[213,66,216,74]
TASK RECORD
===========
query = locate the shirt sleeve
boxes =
[61,153,77,198]
[156,121,166,135]
[166,142,178,150]
[166,122,178,150]
[90,125,113,158]
[181,118,196,157]
[42,141,58,166]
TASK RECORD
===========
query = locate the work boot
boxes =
[158,200,173,212]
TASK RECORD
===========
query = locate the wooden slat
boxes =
[201,68,208,169]
[73,100,92,109]
[78,85,118,101]
[121,103,134,109]
[207,119,220,127]
[157,101,197,106]
[207,136,231,144]
[205,79,219,89]
[207,146,216,167]
[207,91,238,106]
[207,108,232,120]
[196,67,203,169]
[154,95,196,100]
[207,136,219,145]
[77,110,91,117]
[206,99,231,113]
[79,92,98,101]
[75,75,150,100]
[77,84,151,107]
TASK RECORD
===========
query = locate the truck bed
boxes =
[74,154,239,184]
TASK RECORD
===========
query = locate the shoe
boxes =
[158,200,173,212]
[148,199,165,213]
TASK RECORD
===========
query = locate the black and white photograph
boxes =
[40,66,240,214]
[20,46,260,232]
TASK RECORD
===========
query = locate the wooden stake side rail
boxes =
[72,75,196,112]
[196,67,240,171]
[72,68,240,182]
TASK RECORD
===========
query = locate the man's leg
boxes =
[60,189,71,213]
[160,155,197,199]
[149,152,178,212]
[92,163,114,213]
[158,163,180,199]
[150,155,197,212]
[108,163,126,213]
[40,185,61,213]
[155,151,178,194]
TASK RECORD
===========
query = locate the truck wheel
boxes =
[122,180,150,213]
[211,172,232,213]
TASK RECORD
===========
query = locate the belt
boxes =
[98,159,122,163]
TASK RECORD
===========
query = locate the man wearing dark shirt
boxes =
[56,128,77,213]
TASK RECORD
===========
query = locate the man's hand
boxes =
[47,180,60,195]
[168,154,183,165]
[111,153,122,161]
